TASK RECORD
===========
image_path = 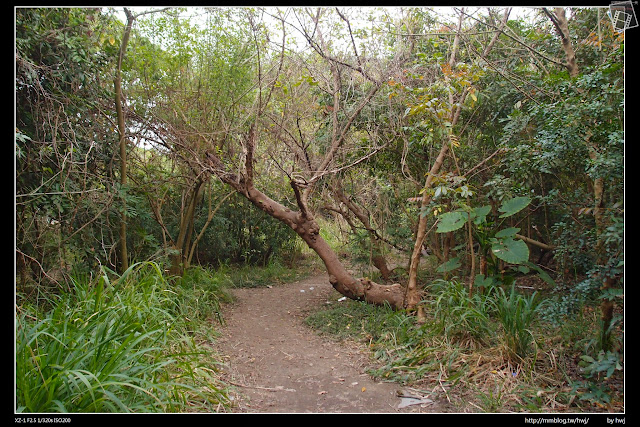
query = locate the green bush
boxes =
[173,265,232,327]
[492,285,540,362]
[193,193,299,266]
[430,279,496,344]
[16,262,229,413]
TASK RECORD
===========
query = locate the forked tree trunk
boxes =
[169,180,205,276]
[206,152,406,308]
[202,8,406,308]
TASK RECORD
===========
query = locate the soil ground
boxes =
[214,271,445,413]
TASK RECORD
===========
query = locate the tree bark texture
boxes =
[545,8,579,77]
[405,140,450,314]
[169,180,205,275]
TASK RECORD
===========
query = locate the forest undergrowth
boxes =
[17,262,228,413]
[15,250,623,413]
[305,262,624,413]
[15,257,318,413]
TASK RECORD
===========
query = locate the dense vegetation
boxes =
[15,7,623,412]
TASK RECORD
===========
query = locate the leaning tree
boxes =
[193,7,414,307]
[129,7,415,307]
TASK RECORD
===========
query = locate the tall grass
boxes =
[305,276,622,411]
[492,285,540,362]
[173,265,232,328]
[429,280,541,361]
[16,262,229,413]
[430,279,496,345]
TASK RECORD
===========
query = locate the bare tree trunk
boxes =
[544,7,579,77]
[466,212,476,297]
[169,180,204,275]
[114,7,173,273]
[405,9,465,320]
[296,213,404,307]
[405,140,450,317]
[114,8,134,273]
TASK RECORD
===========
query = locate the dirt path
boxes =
[214,272,441,413]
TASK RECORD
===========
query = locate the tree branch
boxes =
[459,7,565,68]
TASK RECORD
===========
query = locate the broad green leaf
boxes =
[498,196,531,218]
[580,355,595,364]
[474,274,494,289]
[436,257,461,273]
[472,205,491,225]
[495,227,520,238]
[436,211,466,233]
[491,237,529,264]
